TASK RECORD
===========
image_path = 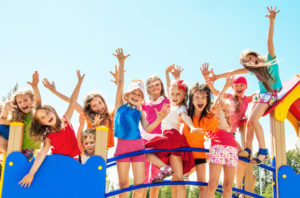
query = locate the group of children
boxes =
[0,6,282,198]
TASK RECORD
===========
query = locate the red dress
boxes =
[47,120,80,158]
[145,129,195,174]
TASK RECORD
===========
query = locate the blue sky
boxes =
[0,0,299,177]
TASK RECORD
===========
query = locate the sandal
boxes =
[238,148,251,159]
[151,165,174,183]
[251,148,269,165]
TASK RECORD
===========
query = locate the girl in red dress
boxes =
[19,70,85,188]
[145,65,203,198]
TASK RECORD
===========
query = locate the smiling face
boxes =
[246,54,261,65]
[36,108,57,127]
[232,83,247,97]
[192,91,207,115]
[83,135,96,155]
[90,96,106,114]
[15,94,33,114]
[147,80,163,99]
[125,89,144,106]
[170,86,186,106]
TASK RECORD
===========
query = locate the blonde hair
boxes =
[146,76,166,100]
[11,89,35,122]
[81,129,96,144]
[170,80,188,107]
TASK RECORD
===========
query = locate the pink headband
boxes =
[232,76,247,87]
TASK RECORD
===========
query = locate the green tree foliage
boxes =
[286,147,300,174]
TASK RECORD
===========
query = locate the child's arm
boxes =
[165,65,174,98]
[27,71,41,107]
[64,70,85,122]
[0,101,14,124]
[201,63,220,96]
[211,68,248,81]
[114,48,130,110]
[19,137,51,188]
[219,74,233,98]
[266,6,280,58]
[181,112,205,134]
[43,78,83,114]
[140,103,170,132]
[77,113,85,153]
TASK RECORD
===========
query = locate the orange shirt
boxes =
[182,113,218,159]
[84,112,115,148]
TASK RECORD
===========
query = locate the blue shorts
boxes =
[0,125,9,140]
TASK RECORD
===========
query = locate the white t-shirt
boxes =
[161,105,187,132]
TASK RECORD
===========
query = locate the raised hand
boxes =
[93,114,103,127]
[166,64,175,74]
[155,103,170,121]
[42,78,56,91]
[201,63,216,83]
[171,65,184,80]
[27,71,39,88]
[200,62,213,77]
[109,65,126,86]
[113,48,130,63]
[266,6,280,20]
[224,74,233,88]
[19,173,34,188]
[77,70,85,83]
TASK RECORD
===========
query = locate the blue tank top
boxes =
[114,104,142,140]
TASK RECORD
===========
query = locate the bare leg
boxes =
[235,161,247,189]
[195,163,206,198]
[248,103,269,161]
[222,165,236,198]
[170,155,185,198]
[117,162,130,198]
[146,153,166,168]
[206,163,222,198]
[132,162,145,198]
[244,103,258,150]
[142,161,150,198]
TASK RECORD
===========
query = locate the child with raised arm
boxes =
[113,48,169,198]
[19,70,84,188]
[182,82,219,198]
[205,7,281,164]
[145,65,202,198]
[0,71,42,160]
[42,78,114,153]
[206,75,238,198]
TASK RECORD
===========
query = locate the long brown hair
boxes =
[240,51,274,92]
[11,89,35,122]
[30,104,62,140]
[83,92,112,128]
[187,83,212,124]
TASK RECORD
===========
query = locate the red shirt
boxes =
[210,129,237,148]
[47,121,80,157]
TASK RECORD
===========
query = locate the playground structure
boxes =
[0,74,299,198]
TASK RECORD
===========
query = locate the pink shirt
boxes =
[141,97,170,141]
[210,129,237,148]
[227,94,251,132]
